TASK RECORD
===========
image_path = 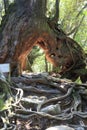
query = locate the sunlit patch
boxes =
[60,84,64,88]
[50,53,55,58]
[46,125,74,130]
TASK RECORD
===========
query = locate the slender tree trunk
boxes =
[3,0,9,13]
[45,56,48,72]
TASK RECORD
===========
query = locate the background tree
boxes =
[3,0,9,13]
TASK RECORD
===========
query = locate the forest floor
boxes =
[0,72,87,130]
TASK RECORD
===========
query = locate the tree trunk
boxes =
[45,56,48,72]
[0,0,57,75]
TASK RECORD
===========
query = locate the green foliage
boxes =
[0,76,13,111]
[46,0,87,52]
[28,46,54,72]
[75,77,82,84]
[46,0,56,18]
[59,0,87,52]
[28,46,42,65]
[0,97,13,111]
[28,46,46,72]
[32,54,46,72]
[0,98,4,110]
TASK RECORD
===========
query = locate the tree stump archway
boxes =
[0,0,58,75]
[0,0,86,82]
